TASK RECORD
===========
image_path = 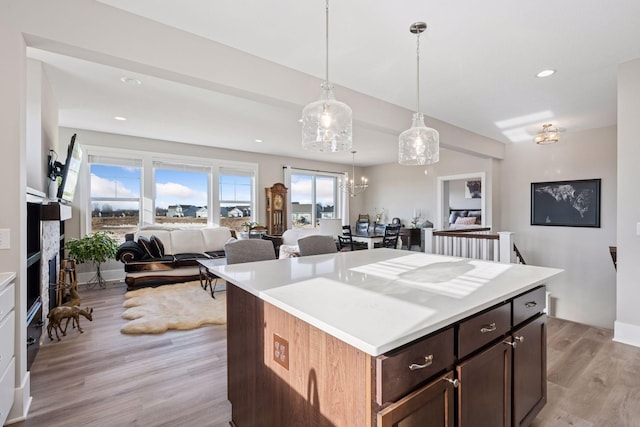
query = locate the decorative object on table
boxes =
[301,0,352,153]
[266,182,287,235]
[531,178,601,227]
[46,306,94,341]
[398,21,439,166]
[121,281,226,334]
[374,208,385,225]
[411,208,422,228]
[340,151,368,197]
[464,180,482,198]
[65,231,119,288]
[534,123,560,145]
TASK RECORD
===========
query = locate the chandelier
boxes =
[340,151,368,197]
[301,0,353,152]
[534,123,559,144]
[399,22,439,166]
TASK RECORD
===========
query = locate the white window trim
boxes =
[82,145,258,233]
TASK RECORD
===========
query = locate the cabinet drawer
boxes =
[513,286,545,326]
[0,357,15,426]
[0,283,14,321]
[376,328,454,405]
[458,302,510,359]
[0,311,14,375]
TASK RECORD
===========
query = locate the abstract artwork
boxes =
[531,179,601,227]
[465,180,481,199]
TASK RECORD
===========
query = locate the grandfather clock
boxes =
[266,183,287,235]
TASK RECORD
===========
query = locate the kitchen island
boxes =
[210,249,562,427]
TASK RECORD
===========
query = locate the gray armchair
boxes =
[297,235,338,257]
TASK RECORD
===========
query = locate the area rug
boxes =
[121,281,226,334]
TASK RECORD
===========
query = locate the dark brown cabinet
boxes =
[375,286,547,427]
[513,315,547,427]
[377,372,455,427]
[457,338,512,427]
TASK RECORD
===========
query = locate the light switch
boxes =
[0,229,9,249]
[637,222,640,236]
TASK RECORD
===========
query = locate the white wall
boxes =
[501,126,617,329]
[615,58,640,346]
[362,148,497,229]
[448,179,482,211]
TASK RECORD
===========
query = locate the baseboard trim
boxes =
[77,268,125,285]
[6,371,32,425]
[613,320,640,348]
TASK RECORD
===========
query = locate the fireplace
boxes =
[26,192,69,369]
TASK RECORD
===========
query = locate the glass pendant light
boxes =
[399,22,439,166]
[301,0,352,152]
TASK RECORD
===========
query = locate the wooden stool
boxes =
[58,259,78,306]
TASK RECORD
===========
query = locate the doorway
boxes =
[436,172,486,229]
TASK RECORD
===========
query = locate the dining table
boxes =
[351,230,384,249]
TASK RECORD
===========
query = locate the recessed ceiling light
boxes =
[114,116,127,121]
[536,69,556,78]
[120,76,142,85]
[255,139,263,143]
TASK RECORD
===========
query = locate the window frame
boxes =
[82,145,258,234]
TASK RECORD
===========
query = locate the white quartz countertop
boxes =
[0,272,16,289]
[210,249,562,356]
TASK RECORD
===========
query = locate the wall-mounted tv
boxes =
[56,134,83,203]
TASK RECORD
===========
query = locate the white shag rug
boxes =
[121,281,226,334]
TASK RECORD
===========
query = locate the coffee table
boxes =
[197,258,227,298]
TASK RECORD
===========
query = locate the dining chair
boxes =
[342,225,367,250]
[297,235,338,256]
[224,239,277,264]
[376,224,401,249]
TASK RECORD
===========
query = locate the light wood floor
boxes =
[13,283,640,427]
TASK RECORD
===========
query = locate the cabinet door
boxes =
[457,339,512,427]
[377,371,455,427]
[513,314,546,427]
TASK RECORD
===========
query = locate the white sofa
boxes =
[116,226,234,289]
[278,228,319,258]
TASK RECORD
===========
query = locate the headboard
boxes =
[449,208,482,225]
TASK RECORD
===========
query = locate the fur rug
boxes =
[121,281,226,334]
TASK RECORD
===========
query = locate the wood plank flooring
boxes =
[14,282,231,427]
[12,283,640,427]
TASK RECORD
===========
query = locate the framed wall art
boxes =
[464,180,481,199]
[531,178,601,227]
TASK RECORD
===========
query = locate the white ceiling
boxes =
[28,1,640,166]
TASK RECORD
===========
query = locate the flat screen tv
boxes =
[57,134,83,202]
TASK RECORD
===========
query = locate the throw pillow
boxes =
[150,235,165,257]
[137,236,156,258]
[455,216,477,225]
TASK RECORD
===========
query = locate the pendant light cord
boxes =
[325,0,330,85]
[416,31,421,114]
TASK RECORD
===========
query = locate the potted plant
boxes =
[64,231,119,289]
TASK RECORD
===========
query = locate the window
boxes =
[219,169,254,232]
[154,162,209,227]
[89,157,141,243]
[290,171,339,228]
[85,147,258,236]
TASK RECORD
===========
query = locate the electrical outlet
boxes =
[273,334,289,370]
[0,229,10,250]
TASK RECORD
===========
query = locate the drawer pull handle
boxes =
[503,339,517,348]
[514,336,525,343]
[442,377,459,388]
[409,355,434,371]
[525,301,537,308]
[480,322,497,333]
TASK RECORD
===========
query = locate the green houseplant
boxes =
[65,231,119,288]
